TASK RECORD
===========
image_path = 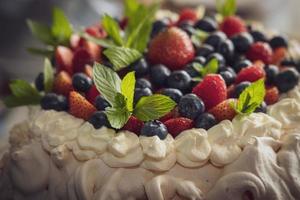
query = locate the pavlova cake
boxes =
[1,0,300,199]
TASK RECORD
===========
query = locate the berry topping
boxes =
[53,71,73,96]
[194,113,217,130]
[72,73,93,92]
[164,117,193,137]
[264,86,279,105]
[161,88,183,103]
[194,17,217,32]
[209,99,237,122]
[178,93,205,119]
[250,30,268,42]
[72,48,92,73]
[269,35,288,49]
[95,95,110,111]
[55,46,74,75]
[254,101,267,113]
[69,91,97,120]
[167,70,191,91]
[159,107,180,122]
[140,120,168,140]
[134,88,152,104]
[274,68,299,92]
[219,70,236,86]
[129,58,149,78]
[35,72,44,91]
[151,20,168,38]
[196,44,214,57]
[220,16,247,37]
[88,111,111,129]
[246,42,273,64]
[204,31,227,49]
[232,59,252,73]
[264,65,279,85]
[41,93,68,111]
[122,116,144,134]
[217,39,234,60]
[192,74,227,110]
[206,53,226,68]
[231,32,253,53]
[86,85,100,104]
[150,64,171,87]
[148,27,195,70]
[136,78,152,89]
[178,8,198,23]
[233,81,251,98]
[235,65,266,84]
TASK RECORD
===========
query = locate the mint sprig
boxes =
[43,58,54,93]
[102,14,124,46]
[232,79,266,115]
[216,0,237,17]
[192,58,219,82]
[93,63,176,129]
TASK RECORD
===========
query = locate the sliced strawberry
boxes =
[122,116,144,134]
[148,27,195,70]
[86,85,100,105]
[209,99,237,122]
[69,91,97,120]
[246,42,273,64]
[178,8,198,24]
[220,16,247,37]
[72,48,93,73]
[53,71,73,96]
[164,117,193,137]
[85,25,107,38]
[70,34,81,50]
[271,47,287,65]
[55,46,74,75]
[159,107,180,122]
[264,86,279,105]
[192,74,227,110]
[235,65,266,84]
[84,64,93,78]
[84,41,102,62]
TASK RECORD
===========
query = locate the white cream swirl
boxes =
[232,113,282,147]
[101,131,143,167]
[208,120,241,167]
[268,98,300,131]
[140,135,176,171]
[175,129,211,168]
[287,83,300,101]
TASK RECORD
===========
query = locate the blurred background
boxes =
[0,0,299,140]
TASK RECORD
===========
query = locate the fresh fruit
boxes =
[134,88,152,104]
[250,30,267,42]
[72,48,92,73]
[150,64,171,87]
[35,72,44,91]
[122,116,144,134]
[246,42,273,64]
[167,70,191,91]
[219,70,236,86]
[254,101,267,113]
[233,81,251,98]
[148,27,195,70]
[85,25,107,39]
[220,16,247,37]
[55,46,74,75]
[271,47,287,65]
[235,65,266,84]
[269,35,288,49]
[41,93,68,111]
[129,58,149,78]
[206,53,226,68]
[72,73,93,92]
[178,8,198,24]
[204,31,227,49]
[86,85,100,104]
[185,63,200,77]
[208,99,237,122]
[94,95,110,111]
[161,88,183,103]
[232,59,252,73]
[264,86,279,105]
[164,117,193,137]
[159,107,180,122]
[178,93,205,119]
[84,64,93,78]
[178,21,195,36]
[194,17,217,32]
[140,120,168,140]
[192,74,227,110]
[264,65,279,85]
[194,113,217,130]
[217,39,234,60]
[151,20,168,38]
[274,68,299,92]
[70,34,81,49]
[193,56,206,65]
[136,78,152,89]
[69,91,97,120]
[231,32,253,53]
[53,71,73,96]
[88,111,110,129]
[196,44,214,57]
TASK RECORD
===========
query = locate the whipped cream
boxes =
[175,129,211,168]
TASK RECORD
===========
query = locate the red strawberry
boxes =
[84,41,102,62]
[85,25,107,38]
[235,65,266,84]
[53,71,73,96]
[220,16,247,37]
[55,46,74,75]
[192,74,227,110]
[227,84,235,98]
[70,34,81,49]
[84,64,93,78]
[159,107,180,122]
[69,91,97,120]
[122,116,144,134]
[72,48,93,73]
[264,86,279,105]
[209,99,237,122]
[271,47,287,65]
[148,27,195,70]
[178,8,198,24]
[164,117,193,137]
[246,42,273,64]
[86,85,100,104]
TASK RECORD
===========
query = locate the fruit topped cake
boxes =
[1,0,300,199]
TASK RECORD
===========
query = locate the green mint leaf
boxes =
[106,107,131,129]
[79,32,116,48]
[192,63,204,73]
[216,0,237,17]
[93,63,121,106]
[124,0,139,17]
[27,46,54,57]
[191,29,209,47]
[104,47,142,71]
[121,72,136,111]
[133,94,176,121]
[27,20,56,45]
[201,58,219,76]
[51,7,73,45]
[4,95,41,108]
[43,58,54,93]
[235,79,266,115]
[102,14,124,46]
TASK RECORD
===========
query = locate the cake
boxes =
[1,0,300,199]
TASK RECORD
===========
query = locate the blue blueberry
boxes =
[196,44,214,57]
[217,39,234,61]
[233,81,251,98]
[134,88,152,104]
[269,35,288,49]
[250,30,268,42]
[178,93,205,119]
[232,59,252,73]
[231,32,253,53]
[220,70,236,86]
[185,63,200,77]
[204,31,227,49]
[95,95,110,111]
[41,93,68,111]
[136,78,152,89]
[254,101,267,113]
[140,120,168,140]
[167,70,191,91]
[151,20,168,38]
[281,59,297,67]
[194,113,217,130]
[161,88,183,103]
[265,65,279,85]
[150,64,171,87]
[193,56,206,65]
[35,72,44,91]
[206,53,226,68]
[72,73,93,92]
[194,17,217,32]
[178,21,195,36]
[129,58,149,78]
[88,111,111,129]
[275,68,299,92]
